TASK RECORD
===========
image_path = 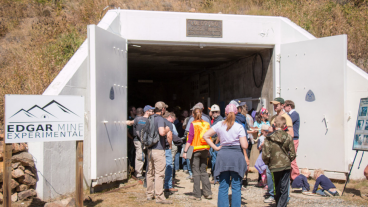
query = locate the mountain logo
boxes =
[9,100,80,121]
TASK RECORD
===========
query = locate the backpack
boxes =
[141,115,160,148]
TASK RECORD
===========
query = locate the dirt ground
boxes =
[12,168,368,207]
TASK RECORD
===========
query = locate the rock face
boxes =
[19,174,36,186]
[12,169,25,179]
[0,140,37,201]
[12,152,35,167]
[17,189,37,200]
[16,184,29,192]
[11,192,17,202]
[10,179,19,189]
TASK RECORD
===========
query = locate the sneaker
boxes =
[334,190,341,196]
[324,191,332,197]
[184,170,189,174]
[204,195,212,200]
[186,175,192,180]
[264,197,275,203]
[187,196,201,201]
[156,200,173,204]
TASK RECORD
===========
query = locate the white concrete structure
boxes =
[28,10,368,200]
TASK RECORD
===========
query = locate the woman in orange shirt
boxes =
[183,108,212,200]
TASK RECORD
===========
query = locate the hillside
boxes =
[0,0,368,124]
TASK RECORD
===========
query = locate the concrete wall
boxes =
[209,49,273,111]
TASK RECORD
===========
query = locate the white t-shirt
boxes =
[257,135,266,149]
[211,121,246,146]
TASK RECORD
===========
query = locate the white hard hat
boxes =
[211,104,220,112]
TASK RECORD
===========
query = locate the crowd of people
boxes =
[125,98,340,207]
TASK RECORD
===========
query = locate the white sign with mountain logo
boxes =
[5,95,84,143]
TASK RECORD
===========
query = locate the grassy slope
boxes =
[0,0,367,125]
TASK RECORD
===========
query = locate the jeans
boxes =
[218,171,242,207]
[316,189,337,196]
[175,145,181,170]
[164,149,173,189]
[210,143,220,177]
[273,170,290,207]
[190,150,212,198]
[266,167,274,197]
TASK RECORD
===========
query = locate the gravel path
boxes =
[168,170,362,207]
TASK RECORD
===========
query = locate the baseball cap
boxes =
[143,105,155,112]
[239,102,246,107]
[229,100,240,107]
[261,124,269,131]
[191,104,201,110]
[270,97,285,105]
[211,104,220,112]
[155,101,166,110]
[191,102,204,110]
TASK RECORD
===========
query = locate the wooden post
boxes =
[3,143,12,207]
[76,141,83,207]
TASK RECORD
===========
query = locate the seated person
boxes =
[292,168,310,192]
[312,169,340,197]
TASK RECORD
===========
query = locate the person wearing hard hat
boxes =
[209,104,223,183]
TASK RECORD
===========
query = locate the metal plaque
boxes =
[186,19,222,38]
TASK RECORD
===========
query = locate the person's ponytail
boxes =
[224,112,235,131]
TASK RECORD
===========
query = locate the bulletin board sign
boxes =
[5,95,84,143]
[353,97,368,151]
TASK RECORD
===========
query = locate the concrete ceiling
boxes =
[128,44,268,80]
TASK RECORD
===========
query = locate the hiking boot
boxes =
[187,196,201,201]
[264,197,275,203]
[164,188,178,192]
[204,195,212,200]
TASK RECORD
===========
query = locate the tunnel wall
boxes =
[208,49,273,113]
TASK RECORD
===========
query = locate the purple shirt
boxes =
[211,121,246,146]
[188,123,195,144]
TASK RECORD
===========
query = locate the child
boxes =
[262,116,296,207]
[292,168,310,192]
[255,125,270,188]
[312,169,340,197]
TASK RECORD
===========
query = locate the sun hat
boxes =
[225,104,238,114]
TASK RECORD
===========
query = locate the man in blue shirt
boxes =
[284,100,300,181]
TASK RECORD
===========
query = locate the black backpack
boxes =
[141,115,160,148]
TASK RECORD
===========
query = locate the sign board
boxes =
[186,19,222,38]
[5,95,84,143]
[353,97,368,151]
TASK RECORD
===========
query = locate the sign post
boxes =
[76,141,83,207]
[4,95,85,206]
[342,97,368,195]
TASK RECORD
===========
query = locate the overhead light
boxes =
[132,45,141,47]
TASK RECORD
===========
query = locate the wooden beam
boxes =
[3,143,12,207]
[76,141,83,207]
